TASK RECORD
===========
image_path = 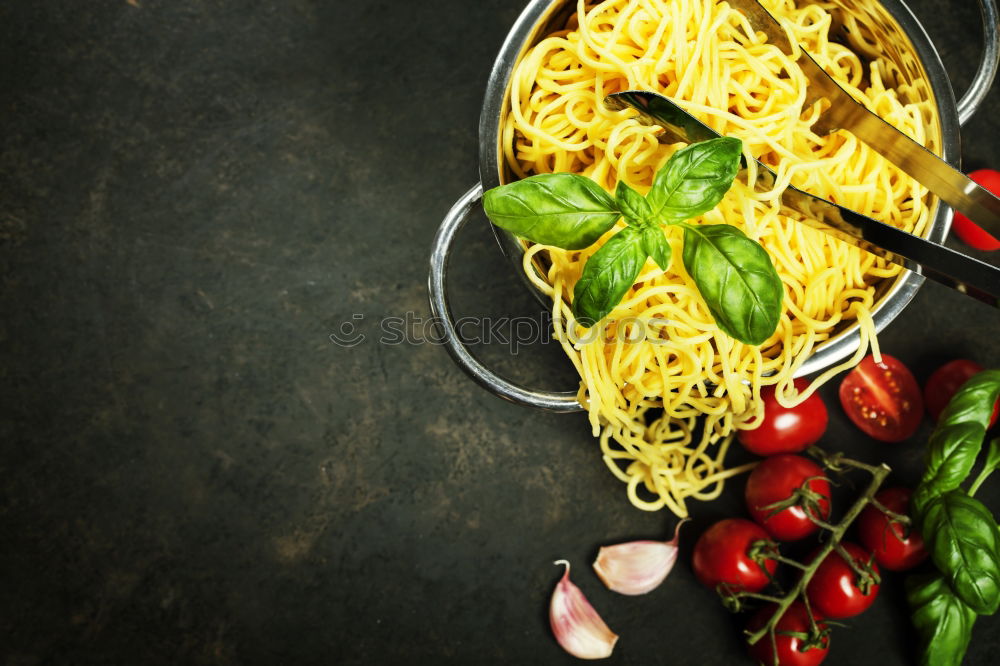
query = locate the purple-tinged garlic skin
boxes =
[592,519,688,595]
[549,560,618,659]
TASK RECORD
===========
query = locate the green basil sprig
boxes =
[482,137,783,345]
[915,370,1000,512]
[906,573,977,666]
[919,489,1000,614]
[906,369,1000,664]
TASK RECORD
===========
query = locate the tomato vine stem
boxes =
[769,553,809,571]
[832,542,881,593]
[868,496,911,525]
[742,448,891,647]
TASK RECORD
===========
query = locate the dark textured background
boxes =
[2,1,999,664]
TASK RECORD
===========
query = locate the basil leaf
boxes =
[681,224,783,345]
[919,489,1000,614]
[915,422,990,513]
[916,369,1000,511]
[647,137,742,221]
[615,181,652,226]
[641,226,672,271]
[572,227,647,327]
[938,369,1000,426]
[483,173,620,250]
[906,573,977,666]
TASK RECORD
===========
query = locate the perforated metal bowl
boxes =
[430,0,999,412]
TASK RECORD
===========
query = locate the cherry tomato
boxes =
[857,487,927,572]
[838,354,923,442]
[745,454,831,541]
[746,601,830,666]
[738,378,829,456]
[806,542,880,618]
[924,359,998,427]
[692,518,778,593]
[951,169,1000,251]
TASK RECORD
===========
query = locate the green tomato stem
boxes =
[744,452,891,647]
[737,591,785,605]
[832,542,881,591]
[806,517,839,532]
[771,554,810,571]
[868,496,911,526]
[799,591,821,635]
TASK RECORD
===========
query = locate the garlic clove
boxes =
[549,560,618,660]
[592,519,687,596]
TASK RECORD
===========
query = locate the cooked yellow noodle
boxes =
[506,0,932,516]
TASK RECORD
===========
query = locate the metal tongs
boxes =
[606,90,1000,307]
[727,0,1000,240]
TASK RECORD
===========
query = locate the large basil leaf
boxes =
[615,181,652,226]
[483,173,620,250]
[641,225,671,271]
[681,224,783,345]
[572,227,647,327]
[919,489,1000,614]
[916,370,1000,512]
[906,573,977,666]
[646,137,742,221]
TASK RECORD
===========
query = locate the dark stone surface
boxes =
[1,1,998,664]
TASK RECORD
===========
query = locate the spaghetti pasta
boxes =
[506,0,929,516]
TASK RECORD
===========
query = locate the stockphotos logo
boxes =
[329,312,678,353]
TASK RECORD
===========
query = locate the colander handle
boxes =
[428,183,584,413]
[958,0,1000,125]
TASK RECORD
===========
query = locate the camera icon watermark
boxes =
[329,314,367,347]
